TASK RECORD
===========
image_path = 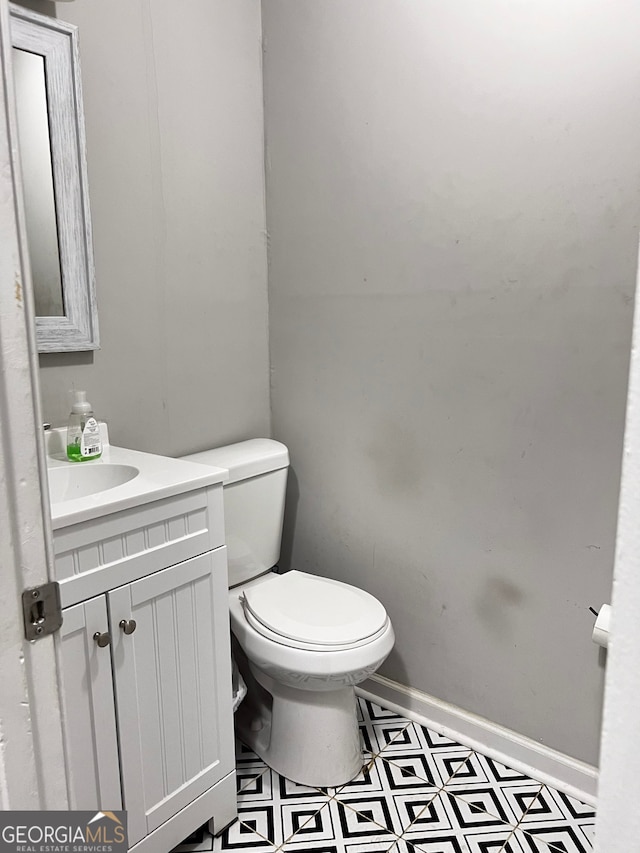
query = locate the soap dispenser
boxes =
[66,390,102,462]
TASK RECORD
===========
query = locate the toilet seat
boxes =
[243,607,391,652]
[241,570,389,651]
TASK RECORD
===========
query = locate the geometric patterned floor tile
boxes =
[442,787,520,828]
[466,754,539,789]
[234,804,283,848]
[359,724,377,758]
[497,785,543,826]
[447,782,541,828]
[443,789,519,831]
[380,752,447,790]
[390,841,463,853]
[280,803,330,845]
[517,786,594,852]
[517,821,593,852]
[444,754,494,788]
[331,793,404,837]
[237,765,270,797]
[430,750,476,788]
[401,790,464,839]
[372,718,414,755]
[284,844,396,853]
[334,754,390,798]
[546,789,595,821]
[173,823,216,852]
[403,789,518,843]
[237,767,271,800]
[445,753,540,799]
[235,740,266,767]
[335,764,441,836]
[280,798,399,851]
[238,768,332,814]
[177,697,595,853]
[383,789,442,833]
[211,816,278,851]
[521,785,595,824]
[358,697,413,757]
[394,841,521,853]
[401,822,518,853]
[576,824,595,849]
[518,786,576,825]
[415,727,471,754]
[379,722,431,757]
[379,724,472,787]
[359,697,411,726]
[508,826,589,852]
[236,769,333,847]
[339,748,446,801]
[277,773,333,804]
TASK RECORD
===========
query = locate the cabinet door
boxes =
[109,548,234,846]
[57,596,122,810]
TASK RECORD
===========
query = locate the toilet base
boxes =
[235,661,363,788]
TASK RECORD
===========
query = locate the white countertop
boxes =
[46,425,227,530]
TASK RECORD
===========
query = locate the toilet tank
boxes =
[183,439,289,587]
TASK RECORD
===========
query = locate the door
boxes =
[109,548,234,846]
[57,595,121,810]
[0,0,67,809]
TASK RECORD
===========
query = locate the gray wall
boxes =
[34,0,270,455]
[263,0,640,765]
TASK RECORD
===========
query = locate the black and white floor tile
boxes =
[173,697,595,853]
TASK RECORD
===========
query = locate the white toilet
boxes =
[184,439,395,788]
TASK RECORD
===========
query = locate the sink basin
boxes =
[48,463,140,503]
[43,424,228,529]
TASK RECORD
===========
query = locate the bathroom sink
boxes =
[43,423,228,529]
[48,463,140,503]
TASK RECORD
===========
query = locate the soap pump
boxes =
[66,390,102,462]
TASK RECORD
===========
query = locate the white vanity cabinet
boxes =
[53,483,236,853]
[58,594,122,810]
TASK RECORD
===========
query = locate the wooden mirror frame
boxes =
[10,4,99,352]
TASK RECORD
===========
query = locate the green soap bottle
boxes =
[66,390,102,462]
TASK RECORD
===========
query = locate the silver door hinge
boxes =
[22,582,63,640]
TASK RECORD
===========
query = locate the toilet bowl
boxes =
[183,439,395,787]
[230,570,395,786]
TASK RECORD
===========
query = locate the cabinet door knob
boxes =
[119,619,137,635]
[93,631,111,648]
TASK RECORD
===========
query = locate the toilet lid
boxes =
[242,571,388,647]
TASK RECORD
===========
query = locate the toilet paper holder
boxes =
[592,604,611,648]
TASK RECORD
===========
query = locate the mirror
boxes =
[10,4,99,352]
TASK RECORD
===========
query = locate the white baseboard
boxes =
[357,674,598,807]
